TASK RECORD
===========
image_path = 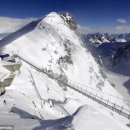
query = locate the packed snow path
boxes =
[15,54,130,119]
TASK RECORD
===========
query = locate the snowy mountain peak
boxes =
[1,12,127,102]
[41,12,77,30]
[0,12,129,129]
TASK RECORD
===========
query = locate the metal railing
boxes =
[16,54,130,119]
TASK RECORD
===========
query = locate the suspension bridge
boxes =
[14,54,130,119]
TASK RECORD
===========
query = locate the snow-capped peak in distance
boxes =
[83,33,130,45]
[0,12,129,129]
[81,32,130,108]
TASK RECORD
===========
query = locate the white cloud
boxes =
[0,17,36,34]
[117,18,127,24]
[77,24,95,34]
[115,25,130,33]
[77,24,130,34]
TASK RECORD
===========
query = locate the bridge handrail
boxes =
[15,54,130,119]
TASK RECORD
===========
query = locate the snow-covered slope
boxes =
[82,34,130,106]
[1,12,127,103]
[0,12,129,129]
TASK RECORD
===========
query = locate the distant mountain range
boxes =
[81,32,130,105]
[82,33,130,67]
[84,33,130,45]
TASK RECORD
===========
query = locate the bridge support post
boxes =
[90,91,92,97]
[95,94,97,99]
[105,99,109,107]
[101,96,103,101]
[112,102,116,110]
[107,99,109,104]
[85,89,87,93]
[119,106,124,115]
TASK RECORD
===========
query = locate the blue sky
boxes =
[0,0,130,33]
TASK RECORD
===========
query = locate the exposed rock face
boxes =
[61,13,77,30]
